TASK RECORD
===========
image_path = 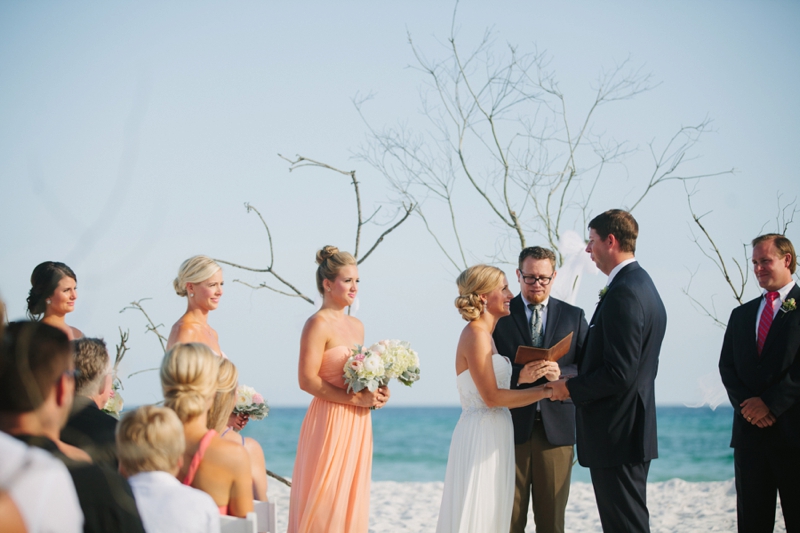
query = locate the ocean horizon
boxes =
[240,405,736,484]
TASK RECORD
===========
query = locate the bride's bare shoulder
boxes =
[459,322,492,347]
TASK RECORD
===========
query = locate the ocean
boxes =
[241,405,736,483]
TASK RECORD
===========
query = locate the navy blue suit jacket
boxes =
[719,283,800,449]
[493,295,588,446]
[566,262,667,468]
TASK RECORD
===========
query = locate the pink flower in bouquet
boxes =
[354,353,365,361]
[350,360,364,372]
[253,393,264,404]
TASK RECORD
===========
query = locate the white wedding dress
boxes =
[435,354,515,533]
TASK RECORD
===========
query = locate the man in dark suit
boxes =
[61,338,119,468]
[719,233,800,533]
[493,246,589,533]
[549,209,667,533]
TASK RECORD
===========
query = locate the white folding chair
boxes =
[253,500,277,533]
[219,511,258,533]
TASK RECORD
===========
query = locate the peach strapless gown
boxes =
[288,345,373,533]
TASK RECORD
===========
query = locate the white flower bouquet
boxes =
[233,385,269,421]
[103,382,124,419]
[343,339,421,394]
[368,339,421,387]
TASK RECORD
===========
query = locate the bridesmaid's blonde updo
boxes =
[161,343,220,423]
[207,358,239,433]
[173,255,222,297]
[315,245,356,294]
[455,265,505,322]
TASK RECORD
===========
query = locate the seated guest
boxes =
[1,430,83,533]
[208,359,268,501]
[161,343,253,517]
[117,405,220,533]
[0,302,83,533]
[61,338,118,467]
[0,321,145,533]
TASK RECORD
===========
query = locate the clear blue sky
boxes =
[1,1,798,406]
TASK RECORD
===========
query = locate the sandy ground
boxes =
[267,478,787,532]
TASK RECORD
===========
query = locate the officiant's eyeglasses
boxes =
[520,274,554,286]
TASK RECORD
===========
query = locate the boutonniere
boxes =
[598,286,609,301]
[781,298,797,313]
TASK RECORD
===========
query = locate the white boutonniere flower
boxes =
[598,286,609,301]
[781,298,797,313]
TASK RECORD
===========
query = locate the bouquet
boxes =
[343,339,421,394]
[103,382,124,419]
[233,385,270,421]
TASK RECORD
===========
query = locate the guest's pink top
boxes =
[287,345,373,533]
[181,430,228,515]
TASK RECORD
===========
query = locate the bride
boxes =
[436,265,553,533]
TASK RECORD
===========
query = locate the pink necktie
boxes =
[757,291,780,355]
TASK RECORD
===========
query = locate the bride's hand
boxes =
[353,389,382,409]
[519,361,560,384]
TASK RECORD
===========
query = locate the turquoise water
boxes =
[242,406,735,483]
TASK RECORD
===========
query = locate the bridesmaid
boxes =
[287,246,390,533]
[27,261,83,340]
[167,256,225,355]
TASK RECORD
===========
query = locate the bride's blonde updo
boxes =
[173,255,222,297]
[455,264,505,322]
[161,343,220,422]
[315,245,356,294]
[207,358,239,433]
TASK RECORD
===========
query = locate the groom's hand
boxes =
[548,378,570,401]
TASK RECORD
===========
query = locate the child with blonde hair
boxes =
[117,405,220,533]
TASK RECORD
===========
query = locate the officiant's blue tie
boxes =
[528,303,544,348]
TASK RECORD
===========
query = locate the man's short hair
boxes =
[116,405,186,475]
[0,321,72,413]
[752,233,797,274]
[72,338,110,396]
[588,209,639,253]
[518,246,557,271]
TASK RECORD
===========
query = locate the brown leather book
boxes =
[514,332,573,365]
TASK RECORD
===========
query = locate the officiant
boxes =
[493,246,588,533]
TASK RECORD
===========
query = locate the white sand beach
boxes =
[267,478,786,533]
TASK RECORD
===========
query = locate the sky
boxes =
[1,1,798,407]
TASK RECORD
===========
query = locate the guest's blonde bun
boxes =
[315,245,356,294]
[173,256,221,297]
[161,343,219,422]
[455,265,505,322]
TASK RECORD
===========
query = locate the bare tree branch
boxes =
[355,8,731,268]
[120,298,168,354]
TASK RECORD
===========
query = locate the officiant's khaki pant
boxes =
[510,417,573,533]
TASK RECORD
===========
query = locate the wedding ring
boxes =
[747,416,752,421]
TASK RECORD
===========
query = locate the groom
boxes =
[549,209,666,533]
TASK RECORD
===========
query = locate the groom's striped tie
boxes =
[757,291,780,355]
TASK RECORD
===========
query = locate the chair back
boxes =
[219,511,258,533]
[253,500,277,533]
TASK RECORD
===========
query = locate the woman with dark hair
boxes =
[27,261,83,340]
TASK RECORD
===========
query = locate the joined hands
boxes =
[545,377,571,401]
[740,397,775,428]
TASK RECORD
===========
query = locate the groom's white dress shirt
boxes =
[606,258,637,287]
[128,470,221,533]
